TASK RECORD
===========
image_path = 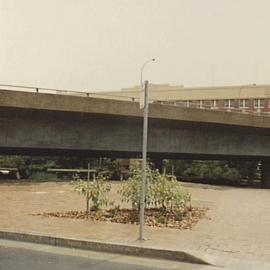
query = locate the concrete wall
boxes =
[0,90,270,159]
[0,107,270,159]
[1,89,270,129]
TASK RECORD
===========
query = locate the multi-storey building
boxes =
[95,84,270,116]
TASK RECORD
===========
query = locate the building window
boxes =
[224,99,235,108]
[254,99,265,108]
[175,100,184,106]
[211,100,218,108]
[189,100,197,107]
[239,99,249,109]
[183,100,190,107]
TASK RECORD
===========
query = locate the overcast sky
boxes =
[1,0,270,91]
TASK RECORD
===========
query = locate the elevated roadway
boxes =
[1,89,270,186]
[0,89,269,158]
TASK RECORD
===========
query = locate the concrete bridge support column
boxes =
[261,160,270,188]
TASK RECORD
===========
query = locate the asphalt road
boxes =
[0,239,221,270]
[0,246,159,270]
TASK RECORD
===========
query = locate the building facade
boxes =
[95,84,270,116]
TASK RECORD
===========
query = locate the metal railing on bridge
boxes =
[0,83,269,117]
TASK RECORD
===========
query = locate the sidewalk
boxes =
[1,181,270,269]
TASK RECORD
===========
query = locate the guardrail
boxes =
[0,83,138,101]
[0,83,269,117]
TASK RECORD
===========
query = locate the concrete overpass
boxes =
[0,89,270,186]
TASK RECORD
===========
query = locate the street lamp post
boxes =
[140,58,155,88]
[139,58,156,241]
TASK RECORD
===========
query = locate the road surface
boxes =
[0,239,221,270]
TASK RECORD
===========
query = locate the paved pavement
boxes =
[0,181,270,268]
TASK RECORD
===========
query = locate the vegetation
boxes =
[29,171,58,182]
[0,155,261,186]
[120,165,191,210]
[37,165,206,230]
[184,161,240,182]
[0,155,111,180]
[72,175,111,212]
[164,160,260,185]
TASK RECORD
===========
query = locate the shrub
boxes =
[152,173,191,210]
[119,166,191,211]
[72,176,111,212]
[29,172,58,182]
[183,161,241,183]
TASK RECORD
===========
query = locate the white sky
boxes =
[1,0,270,91]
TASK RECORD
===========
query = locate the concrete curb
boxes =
[0,230,212,265]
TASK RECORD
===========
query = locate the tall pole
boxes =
[139,80,149,240]
[140,59,155,88]
[86,162,90,216]
[138,58,156,241]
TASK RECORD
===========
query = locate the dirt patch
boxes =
[34,207,209,230]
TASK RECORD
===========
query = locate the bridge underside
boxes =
[0,146,269,161]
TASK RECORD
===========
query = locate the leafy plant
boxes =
[29,172,58,182]
[119,165,191,211]
[152,173,191,210]
[72,175,111,213]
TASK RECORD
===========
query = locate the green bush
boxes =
[152,173,191,210]
[29,172,58,181]
[183,161,241,183]
[119,166,191,211]
[73,176,111,212]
